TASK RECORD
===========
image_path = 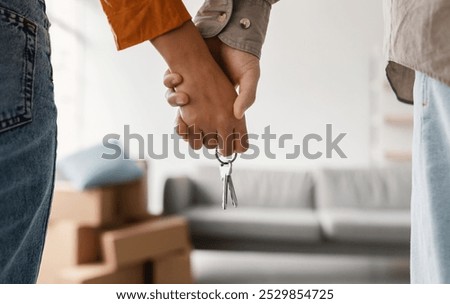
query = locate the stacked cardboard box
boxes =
[38,162,193,284]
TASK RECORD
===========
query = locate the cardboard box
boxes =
[152,250,193,284]
[50,183,118,227]
[116,161,150,223]
[101,216,191,269]
[59,264,145,284]
[50,161,150,227]
[38,222,99,283]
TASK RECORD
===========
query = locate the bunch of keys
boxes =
[215,149,238,210]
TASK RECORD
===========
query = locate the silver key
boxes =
[220,162,238,210]
[220,163,231,209]
[228,175,238,208]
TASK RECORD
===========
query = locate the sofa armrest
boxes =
[163,177,195,215]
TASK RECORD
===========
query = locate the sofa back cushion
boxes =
[315,165,412,210]
[191,166,314,209]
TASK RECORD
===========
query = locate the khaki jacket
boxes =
[384,0,450,103]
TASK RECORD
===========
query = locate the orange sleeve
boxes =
[100,0,191,50]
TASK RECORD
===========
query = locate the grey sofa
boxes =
[163,165,411,257]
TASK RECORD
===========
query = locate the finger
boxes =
[203,131,218,149]
[163,70,183,88]
[234,68,260,119]
[175,111,189,142]
[188,124,203,150]
[166,88,189,107]
[234,117,249,153]
[217,127,235,157]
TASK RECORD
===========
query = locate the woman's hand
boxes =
[165,37,260,119]
[152,22,248,156]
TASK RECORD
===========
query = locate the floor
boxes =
[191,250,410,284]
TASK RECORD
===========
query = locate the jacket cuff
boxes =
[194,0,275,58]
[100,0,191,51]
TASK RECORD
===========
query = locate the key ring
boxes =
[215,148,238,165]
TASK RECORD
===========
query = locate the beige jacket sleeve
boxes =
[194,0,279,58]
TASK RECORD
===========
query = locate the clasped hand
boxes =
[163,36,260,157]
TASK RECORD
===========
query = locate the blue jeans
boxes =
[0,0,56,283]
[412,72,450,283]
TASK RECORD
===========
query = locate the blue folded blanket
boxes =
[57,142,144,190]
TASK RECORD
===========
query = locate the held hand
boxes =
[174,55,249,156]
[152,22,248,156]
[205,37,260,119]
[164,37,260,119]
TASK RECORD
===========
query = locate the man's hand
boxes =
[164,37,260,120]
[152,22,248,156]
[205,37,260,119]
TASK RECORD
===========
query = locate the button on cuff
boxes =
[240,18,251,29]
[218,12,227,23]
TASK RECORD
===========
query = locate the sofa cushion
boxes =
[191,166,314,209]
[183,206,321,243]
[319,209,410,244]
[315,165,412,210]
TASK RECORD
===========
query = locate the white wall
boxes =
[49,0,385,213]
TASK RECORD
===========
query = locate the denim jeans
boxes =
[0,0,56,283]
[411,72,450,283]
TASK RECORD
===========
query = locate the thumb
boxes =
[233,69,260,119]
